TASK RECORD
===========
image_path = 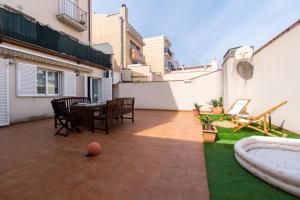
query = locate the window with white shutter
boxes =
[0,59,9,126]
[16,63,37,96]
[63,71,76,96]
[36,68,61,96]
[102,77,112,103]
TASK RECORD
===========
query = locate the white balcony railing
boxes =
[57,0,87,31]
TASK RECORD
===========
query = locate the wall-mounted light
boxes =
[7,58,14,65]
[75,70,80,76]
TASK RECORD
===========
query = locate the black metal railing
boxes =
[0,6,111,68]
[165,47,172,57]
[58,0,87,25]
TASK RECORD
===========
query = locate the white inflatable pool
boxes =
[234,136,300,197]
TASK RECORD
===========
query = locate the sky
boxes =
[93,0,300,66]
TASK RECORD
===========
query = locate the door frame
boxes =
[87,76,102,103]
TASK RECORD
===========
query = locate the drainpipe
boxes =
[119,16,124,69]
[88,0,91,44]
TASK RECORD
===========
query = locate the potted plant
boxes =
[193,103,202,117]
[209,97,224,114]
[209,99,219,114]
[200,115,217,143]
[216,97,224,114]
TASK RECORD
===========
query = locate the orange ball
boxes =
[87,142,101,156]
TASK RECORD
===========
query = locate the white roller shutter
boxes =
[16,63,37,96]
[102,78,112,103]
[63,71,76,96]
[0,59,9,126]
[84,73,88,97]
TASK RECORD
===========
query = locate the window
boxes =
[48,71,59,95]
[37,69,46,94]
[130,41,140,52]
[37,68,61,95]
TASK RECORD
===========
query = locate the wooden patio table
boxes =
[70,102,105,132]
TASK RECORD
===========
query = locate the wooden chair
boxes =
[234,101,288,137]
[116,98,135,122]
[54,97,90,128]
[223,99,251,122]
[93,99,123,134]
[51,99,81,137]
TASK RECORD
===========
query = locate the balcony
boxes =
[131,49,145,64]
[57,0,87,32]
[0,6,111,68]
[164,47,173,58]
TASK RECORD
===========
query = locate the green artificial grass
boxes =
[202,114,300,200]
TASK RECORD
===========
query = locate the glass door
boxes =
[92,79,99,103]
[88,77,102,103]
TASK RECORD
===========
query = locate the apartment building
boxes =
[143,36,176,77]
[0,0,113,125]
[92,4,145,72]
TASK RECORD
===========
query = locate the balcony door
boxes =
[0,59,9,126]
[87,77,102,103]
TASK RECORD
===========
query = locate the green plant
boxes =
[218,97,223,107]
[200,115,215,131]
[193,103,202,110]
[209,99,219,107]
[209,97,223,107]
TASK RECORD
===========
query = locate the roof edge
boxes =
[254,20,300,55]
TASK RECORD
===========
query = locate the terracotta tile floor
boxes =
[0,110,208,200]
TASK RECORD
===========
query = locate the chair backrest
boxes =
[52,97,91,111]
[116,97,135,110]
[227,99,251,115]
[255,101,287,119]
[64,97,91,108]
[51,100,68,117]
[106,99,122,119]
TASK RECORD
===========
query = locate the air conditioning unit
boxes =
[121,69,132,82]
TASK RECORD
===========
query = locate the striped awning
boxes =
[0,45,93,73]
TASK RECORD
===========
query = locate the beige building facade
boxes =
[92,5,180,82]
[2,0,91,43]
[0,0,113,125]
[92,5,145,73]
[143,36,174,77]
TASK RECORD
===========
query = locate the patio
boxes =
[0,110,208,200]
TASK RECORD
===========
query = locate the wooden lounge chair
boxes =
[234,101,288,137]
[223,99,251,121]
[226,99,251,115]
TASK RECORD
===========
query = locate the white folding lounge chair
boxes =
[225,99,251,120]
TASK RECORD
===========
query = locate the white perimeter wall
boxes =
[252,24,300,134]
[117,70,223,111]
[223,23,300,134]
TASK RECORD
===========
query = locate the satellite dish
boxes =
[237,61,254,80]
[235,46,253,60]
